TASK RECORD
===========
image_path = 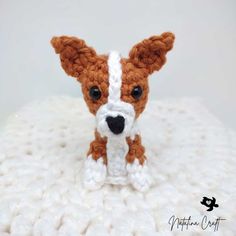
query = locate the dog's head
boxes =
[51,33,175,138]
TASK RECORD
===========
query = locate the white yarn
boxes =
[0,96,235,235]
[107,51,122,104]
[127,159,153,192]
[96,51,136,139]
[95,51,140,185]
[106,136,128,177]
[96,101,136,139]
[82,155,107,190]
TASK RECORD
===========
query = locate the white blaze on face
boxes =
[96,51,136,138]
[107,51,122,103]
[95,51,140,180]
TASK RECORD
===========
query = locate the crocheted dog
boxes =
[51,32,175,191]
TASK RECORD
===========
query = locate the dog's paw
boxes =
[82,156,107,190]
[127,159,153,192]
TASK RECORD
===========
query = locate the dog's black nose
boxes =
[106,115,125,135]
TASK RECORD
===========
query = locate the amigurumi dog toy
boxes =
[51,32,175,192]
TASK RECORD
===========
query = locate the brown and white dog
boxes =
[51,32,175,191]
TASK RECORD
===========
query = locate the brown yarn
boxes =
[51,36,99,81]
[51,36,110,115]
[126,135,146,165]
[88,132,146,166]
[87,130,107,164]
[51,32,175,165]
[120,59,149,118]
[80,55,109,114]
[129,32,175,74]
[50,33,175,117]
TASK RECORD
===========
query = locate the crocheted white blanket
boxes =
[0,96,235,236]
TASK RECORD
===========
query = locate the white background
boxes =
[0,0,235,130]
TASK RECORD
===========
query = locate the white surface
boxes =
[0,0,236,130]
[0,96,235,235]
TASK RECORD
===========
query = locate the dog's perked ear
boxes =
[51,36,99,82]
[128,32,175,74]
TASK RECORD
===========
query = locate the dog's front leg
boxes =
[82,131,107,190]
[126,135,153,192]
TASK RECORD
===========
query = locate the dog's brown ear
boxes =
[51,36,98,81]
[128,32,175,74]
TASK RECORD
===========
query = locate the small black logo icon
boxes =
[201,197,219,211]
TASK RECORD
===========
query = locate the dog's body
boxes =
[51,33,175,191]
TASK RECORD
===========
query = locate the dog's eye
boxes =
[131,86,142,100]
[89,86,101,100]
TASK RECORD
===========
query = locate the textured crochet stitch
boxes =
[51,33,175,191]
[0,96,235,235]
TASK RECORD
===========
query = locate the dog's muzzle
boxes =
[96,101,135,138]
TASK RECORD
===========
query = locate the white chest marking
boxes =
[106,137,128,177]
[105,51,128,178]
